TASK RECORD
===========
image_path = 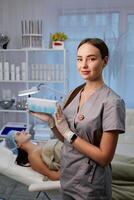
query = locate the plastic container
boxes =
[27,97,57,114]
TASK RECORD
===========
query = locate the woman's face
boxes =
[15,131,31,146]
[77,43,108,81]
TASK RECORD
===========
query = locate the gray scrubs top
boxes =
[60,84,125,200]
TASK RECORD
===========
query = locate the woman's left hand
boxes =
[49,170,60,181]
[55,104,70,136]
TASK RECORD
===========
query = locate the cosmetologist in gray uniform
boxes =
[60,84,125,200]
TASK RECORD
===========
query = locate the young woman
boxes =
[5,130,62,181]
[30,38,125,200]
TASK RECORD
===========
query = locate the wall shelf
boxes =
[0,109,27,113]
[0,48,68,129]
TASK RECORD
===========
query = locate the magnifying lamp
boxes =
[18,86,39,97]
[18,83,64,97]
[18,83,63,114]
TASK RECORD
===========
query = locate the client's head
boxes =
[5,130,18,155]
[5,130,31,154]
[5,130,31,166]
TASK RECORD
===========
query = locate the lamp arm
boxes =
[37,83,65,96]
[37,83,46,89]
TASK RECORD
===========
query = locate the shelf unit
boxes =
[0,48,68,130]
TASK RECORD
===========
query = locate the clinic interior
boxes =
[0,0,134,199]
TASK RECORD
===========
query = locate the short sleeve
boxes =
[103,98,125,133]
[60,90,73,109]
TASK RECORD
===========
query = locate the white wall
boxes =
[0,0,60,48]
[0,0,134,99]
[1,0,134,49]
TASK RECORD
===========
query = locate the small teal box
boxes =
[27,97,57,114]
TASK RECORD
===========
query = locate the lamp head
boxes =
[18,87,39,97]
[18,83,64,97]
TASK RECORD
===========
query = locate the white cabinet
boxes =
[0,49,68,130]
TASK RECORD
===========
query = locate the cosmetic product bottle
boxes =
[31,64,35,80]
[47,64,52,81]
[10,64,15,81]
[51,64,55,81]
[43,64,47,81]
[60,64,64,81]
[21,62,26,81]
[39,64,44,80]
[55,64,59,81]
[35,64,39,80]
[0,62,3,80]
[16,66,20,81]
[4,62,10,81]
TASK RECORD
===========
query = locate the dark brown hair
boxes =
[16,148,29,166]
[77,38,109,59]
[63,38,109,110]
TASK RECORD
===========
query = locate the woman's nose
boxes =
[81,59,88,68]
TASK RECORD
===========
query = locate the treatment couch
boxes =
[0,140,60,200]
[0,109,134,200]
[112,109,134,200]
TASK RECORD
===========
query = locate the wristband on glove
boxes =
[64,130,77,143]
[48,117,55,129]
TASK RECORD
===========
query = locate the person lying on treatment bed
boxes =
[5,130,62,181]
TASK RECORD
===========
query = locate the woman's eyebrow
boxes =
[77,54,96,58]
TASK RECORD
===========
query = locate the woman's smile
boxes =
[81,70,91,75]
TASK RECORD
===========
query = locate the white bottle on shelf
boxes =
[31,64,35,80]
[16,66,20,81]
[47,64,52,81]
[43,64,47,81]
[38,64,41,80]
[21,62,26,81]
[35,64,39,80]
[51,64,55,81]
[10,64,15,81]
[39,64,44,80]
[60,64,64,81]
[0,62,3,80]
[55,64,60,81]
[43,64,46,80]
[4,62,10,81]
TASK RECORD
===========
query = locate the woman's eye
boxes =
[77,58,82,62]
[90,57,96,61]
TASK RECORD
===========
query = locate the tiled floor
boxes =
[0,174,62,200]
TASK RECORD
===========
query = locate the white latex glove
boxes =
[29,111,55,128]
[55,104,74,142]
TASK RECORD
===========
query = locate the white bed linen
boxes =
[0,109,133,192]
[0,144,60,191]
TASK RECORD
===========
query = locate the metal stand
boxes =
[35,191,52,200]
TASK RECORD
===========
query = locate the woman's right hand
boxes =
[29,111,55,128]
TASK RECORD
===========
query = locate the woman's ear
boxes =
[103,56,108,67]
[104,56,108,65]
